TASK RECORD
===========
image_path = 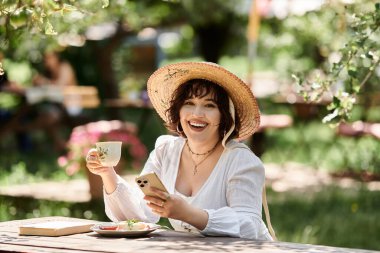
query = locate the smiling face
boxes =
[166,79,239,143]
[179,93,221,144]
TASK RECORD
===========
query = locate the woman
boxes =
[33,50,78,87]
[30,50,78,152]
[86,62,276,240]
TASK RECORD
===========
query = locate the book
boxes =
[19,220,95,236]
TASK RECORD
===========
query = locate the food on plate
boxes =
[98,224,118,230]
[117,219,152,231]
[98,219,155,231]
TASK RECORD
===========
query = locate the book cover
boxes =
[19,220,95,237]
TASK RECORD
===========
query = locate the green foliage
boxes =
[290,1,380,123]
[0,0,183,63]
[262,120,380,174]
[0,195,108,222]
[259,1,380,123]
[270,186,380,250]
[3,59,33,85]
[181,0,246,26]
[0,149,73,186]
[162,25,195,60]
[0,93,20,108]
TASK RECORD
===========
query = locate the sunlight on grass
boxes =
[269,186,380,250]
[0,196,107,222]
[262,121,380,174]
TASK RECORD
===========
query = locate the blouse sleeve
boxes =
[104,175,159,223]
[201,148,269,240]
[103,135,174,223]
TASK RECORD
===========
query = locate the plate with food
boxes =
[91,219,161,237]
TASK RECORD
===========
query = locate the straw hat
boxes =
[147,62,260,140]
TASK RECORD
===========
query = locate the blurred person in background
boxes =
[0,51,78,153]
[33,50,78,87]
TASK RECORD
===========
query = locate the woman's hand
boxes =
[86,148,118,194]
[85,148,114,177]
[144,188,187,220]
[144,187,208,230]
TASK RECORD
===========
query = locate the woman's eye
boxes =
[205,103,216,108]
[184,101,194,105]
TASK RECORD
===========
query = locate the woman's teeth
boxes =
[189,122,207,128]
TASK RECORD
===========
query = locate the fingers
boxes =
[146,200,166,216]
[149,187,171,200]
[144,195,166,207]
[86,149,99,162]
[86,149,102,166]
[86,149,110,175]
[88,148,97,154]
[146,198,165,209]
[144,190,173,217]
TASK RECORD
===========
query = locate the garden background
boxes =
[0,0,379,251]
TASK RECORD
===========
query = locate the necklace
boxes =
[186,140,219,175]
[186,141,218,156]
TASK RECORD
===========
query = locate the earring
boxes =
[176,124,184,135]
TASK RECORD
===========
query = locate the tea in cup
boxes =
[95,141,122,167]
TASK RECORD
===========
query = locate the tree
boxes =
[0,0,183,118]
[181,0,248,63]
[1,0,250,111]
[292,1,380,124]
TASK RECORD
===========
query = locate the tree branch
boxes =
[359,57,380,90]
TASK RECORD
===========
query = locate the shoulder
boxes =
[225,140,261,163]
[223,140,264,175]
[60,62,73,71]
[154,135,184,151]
[149,135,184,167]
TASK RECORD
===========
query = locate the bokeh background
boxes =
[0,0,379,250]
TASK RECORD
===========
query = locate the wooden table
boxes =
[0,217,377,253]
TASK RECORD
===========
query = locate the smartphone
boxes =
[135,172,169,197]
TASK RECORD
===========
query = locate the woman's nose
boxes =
[192,105,204,116]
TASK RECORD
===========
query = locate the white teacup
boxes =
[95,141,122,167]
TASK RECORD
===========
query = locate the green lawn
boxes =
[268,186,380,250]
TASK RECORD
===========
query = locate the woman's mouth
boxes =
[188,121,208,131]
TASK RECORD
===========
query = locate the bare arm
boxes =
[32,62,77,87]
[55,63,77,87]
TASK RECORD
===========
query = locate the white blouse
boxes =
[103,135,272,240]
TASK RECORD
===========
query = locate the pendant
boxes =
[193,165,198,175]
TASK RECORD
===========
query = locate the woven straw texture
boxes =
[147,62,260,140]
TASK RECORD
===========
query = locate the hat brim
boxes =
[147,62,260,140]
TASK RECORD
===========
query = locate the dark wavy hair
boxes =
[165,79,240,142]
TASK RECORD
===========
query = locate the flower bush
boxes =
[58,120,147,176]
